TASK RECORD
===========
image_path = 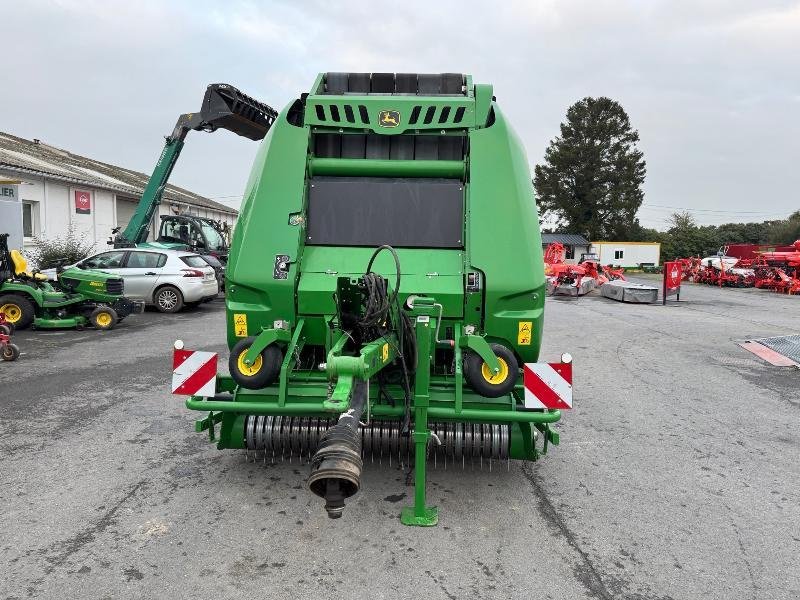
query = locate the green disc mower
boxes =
[178,72,572,526]
[0,233,144,330]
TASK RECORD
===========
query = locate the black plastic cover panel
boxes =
[306,177,464,248]
[313,133,465,160]
[323,73,465,96]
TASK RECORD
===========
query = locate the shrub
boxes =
[28,223,96,269]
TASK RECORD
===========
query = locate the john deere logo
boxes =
[379,110,400,128]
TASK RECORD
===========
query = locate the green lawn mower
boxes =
[0,234,144,331]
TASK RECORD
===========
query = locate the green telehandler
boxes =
[0,234,144,330]
[110,83,276,263]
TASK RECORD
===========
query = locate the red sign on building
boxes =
[74,190,91,214]
[663,261,682,304]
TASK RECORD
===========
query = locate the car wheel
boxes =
[154,286,184,313]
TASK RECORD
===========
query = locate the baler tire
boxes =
[2,343,20,361]
[463,343,518,398]
[0,323,13,336]
[229,337,283,390]
[0,295,35,330]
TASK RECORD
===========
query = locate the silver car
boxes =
[72,248,219,313]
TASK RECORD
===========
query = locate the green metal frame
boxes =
[33,316,88,329]
[324,330,399,410]
[242,326,291,366]
[460,334,501,374]
[186,293,561,526]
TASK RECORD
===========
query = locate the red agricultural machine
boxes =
[678,240,800,295]
[751,240,800,293]
[543,243,626,296]
[676,257,701,282]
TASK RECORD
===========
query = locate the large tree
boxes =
[534,97,646,240]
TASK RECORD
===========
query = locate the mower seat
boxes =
[10,250,48,282]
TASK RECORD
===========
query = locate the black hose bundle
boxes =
[360,245,415,433]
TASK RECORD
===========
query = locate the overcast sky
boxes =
[2,0,798,229]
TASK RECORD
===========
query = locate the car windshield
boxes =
[199,222,225,252]
[82,251,126,269]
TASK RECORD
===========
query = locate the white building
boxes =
[589,241,661,268]
[0,132,237,253]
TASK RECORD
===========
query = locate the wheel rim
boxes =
[96,312,112,327]
[481,357,509,384]
[0,303,22,324]
[237,349,263,376]
[2,345,15,359]
[158,290,178,310]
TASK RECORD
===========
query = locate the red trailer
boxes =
[724,242,797,260]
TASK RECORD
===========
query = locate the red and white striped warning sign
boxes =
[172,343,218,397]
[523,361,573,410]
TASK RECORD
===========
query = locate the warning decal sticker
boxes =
[234,313,248,337]
[518,321,533,345]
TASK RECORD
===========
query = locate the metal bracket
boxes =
[243,326,291,366]
[323,332,398,412]
[195,411,223,442]
[273,254,291,280]
[459,334,501,373]
[466,272,482,292]
[278,320,305,407]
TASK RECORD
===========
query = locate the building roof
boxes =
[541,233,590,246]
[0,131,237,215]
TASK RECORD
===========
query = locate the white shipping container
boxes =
[589,242,661,268]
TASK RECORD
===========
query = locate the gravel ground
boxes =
[1,283,798,600]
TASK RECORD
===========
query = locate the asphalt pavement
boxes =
[1,283,798,599]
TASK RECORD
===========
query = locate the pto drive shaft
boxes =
[307,380,367,518]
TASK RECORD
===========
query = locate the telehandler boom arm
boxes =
[114,83,277,248]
